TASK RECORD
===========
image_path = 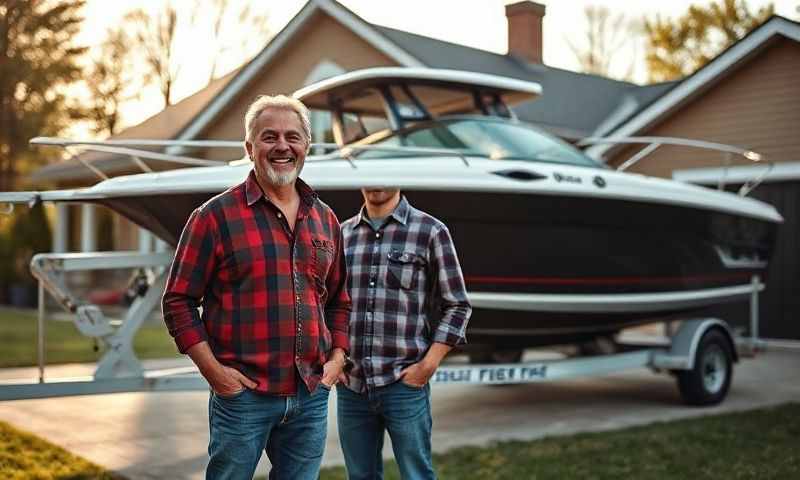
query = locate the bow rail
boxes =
[578,136,771,196]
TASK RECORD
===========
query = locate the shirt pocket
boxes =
[387,249,426,290]
[310,238,334,286]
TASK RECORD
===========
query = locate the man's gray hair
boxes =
[244,94,312,143]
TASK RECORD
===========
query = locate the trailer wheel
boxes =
[677,329,733,406]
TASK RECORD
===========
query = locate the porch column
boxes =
[155,237,168,253]
[80,204,97,252]
[138,228,153,253]
[53,203,69,253]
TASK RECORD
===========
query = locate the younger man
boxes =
[338,188,471,479]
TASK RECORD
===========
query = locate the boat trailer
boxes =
[0,249,764,406]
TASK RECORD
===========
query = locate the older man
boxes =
[162,95,351,480]
[337,188,472,480]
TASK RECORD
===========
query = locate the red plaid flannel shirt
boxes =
[162,171,351,395]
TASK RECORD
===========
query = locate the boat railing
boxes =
[29,137,475,181]
[309,142,472,167]
[30,136,771,196]
[30,137,235,181]
[578,136,772,197]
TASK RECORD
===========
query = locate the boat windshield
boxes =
[354,117,603,168]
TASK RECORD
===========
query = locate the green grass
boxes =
[319,402,800,480]
[0,420,122,480]
[0,308,179,368]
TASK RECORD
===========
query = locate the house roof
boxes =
[373,24,659,139]
[31,67,241,183]
[586,15,800,160]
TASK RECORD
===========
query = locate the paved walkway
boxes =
[0,348,798,479]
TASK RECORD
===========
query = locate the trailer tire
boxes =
[677,329,733,406]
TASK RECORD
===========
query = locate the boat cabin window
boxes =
[337,88,392,144]
[333,84,519,145]
[356,117,603,168]
[341,112,390,144]
[388,86,428,121]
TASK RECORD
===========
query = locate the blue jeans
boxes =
[337,381,435,480]
[207,380,331,480]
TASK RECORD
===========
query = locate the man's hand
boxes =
[400,342,453,387]
[208,365,258,397]
[187,342,257,396]
[399,358,437,387]
[321,348,347,387]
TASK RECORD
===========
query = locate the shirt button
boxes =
[369,281,375,287]
[296,294,301,301]
[375,232,381,239]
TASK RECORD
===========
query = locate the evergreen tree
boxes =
[644,0,774,82]
[0,0,88,191]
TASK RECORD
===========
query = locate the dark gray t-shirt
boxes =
[366,215,386,231]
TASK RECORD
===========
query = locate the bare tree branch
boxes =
[566,5,636,80]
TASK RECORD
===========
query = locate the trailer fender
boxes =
[659,318,738,370]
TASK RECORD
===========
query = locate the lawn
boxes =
[2,402,797,479]
[0,308,179,368]
[0,420,121,480]
[318,402,800,480]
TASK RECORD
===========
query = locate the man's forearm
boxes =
[422,342,452,368]
[186,341,224,380]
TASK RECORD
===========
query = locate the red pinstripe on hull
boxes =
[465,272,755,286]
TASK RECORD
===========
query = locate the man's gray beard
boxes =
[265,161,304,186]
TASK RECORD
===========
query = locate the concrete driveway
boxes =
[0,348,798,479]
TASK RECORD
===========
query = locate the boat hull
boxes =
[321,189,776,347]
[100,185,777,349]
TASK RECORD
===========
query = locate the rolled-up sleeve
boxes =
[162,207,218,353]
[429,224,471,346]
[324,220,352,353]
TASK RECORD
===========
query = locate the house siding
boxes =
[199,11,399,160]
[607,37,800,176]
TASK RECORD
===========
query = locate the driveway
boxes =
[0,348,798,479]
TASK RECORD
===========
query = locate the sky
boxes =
[75,0,800,132]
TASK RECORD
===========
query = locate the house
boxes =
[29,0,800,341]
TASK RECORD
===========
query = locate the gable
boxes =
[589,16,800,162]
[607,36,800,178]
[198,10,401,160]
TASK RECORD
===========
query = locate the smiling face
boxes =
[245,107,309,188]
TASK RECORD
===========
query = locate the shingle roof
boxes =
[30,67,241,184]
[373,24,666,139]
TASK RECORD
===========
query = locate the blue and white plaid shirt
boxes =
[341,196,471,392]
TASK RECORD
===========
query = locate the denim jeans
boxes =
[337,381,435,480]
[206,380,331,480]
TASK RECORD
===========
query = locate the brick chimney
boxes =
[505,1,546,64]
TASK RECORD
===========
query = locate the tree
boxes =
[124,1,271,108]
[567,5,637,80]
[644,0,774,82]
[124,4,182,107]
[205,0,271,85]
[0,0,88,191]
[85,28,132,136]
